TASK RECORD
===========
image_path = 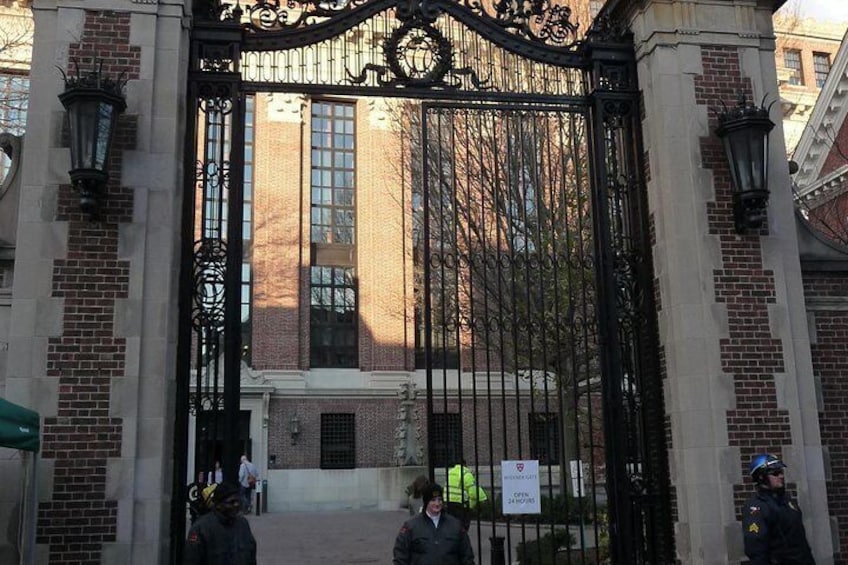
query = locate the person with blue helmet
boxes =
[742,453,815,564]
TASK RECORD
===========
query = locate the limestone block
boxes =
[106,457,136,500]
[34,298,62,337]
[115,299,143,338]
[111,376,141,420]
[10,260,54,299]
[124,336,141,378]
[138,378,170,418]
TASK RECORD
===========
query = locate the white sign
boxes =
[569,459,585,497]
[501,460,541,514]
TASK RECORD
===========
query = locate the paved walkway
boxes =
[245,509,566,565]
[247,510,406,565]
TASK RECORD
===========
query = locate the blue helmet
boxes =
[749,453,786,481]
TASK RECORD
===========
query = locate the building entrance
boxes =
[174,1,674,563]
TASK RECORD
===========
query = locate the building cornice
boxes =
[792,29,848,191]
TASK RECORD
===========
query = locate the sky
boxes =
[778,0,848,23]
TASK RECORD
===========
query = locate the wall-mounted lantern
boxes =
[715,93,775,233]
[289,414,300,445]
[58,61,127,218]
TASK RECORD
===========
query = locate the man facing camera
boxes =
[392,482,475,565]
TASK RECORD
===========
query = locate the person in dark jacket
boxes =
[393,482,475,565]
[184,481,257,565]
[742,453,815,564]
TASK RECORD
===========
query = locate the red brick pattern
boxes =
[37,11,139,564]
[267,393,606,483]
[806,186,848,244]
[250,97,303,371]
[803,272,848,564]
[820,108,848,179]
[694,46,792,516]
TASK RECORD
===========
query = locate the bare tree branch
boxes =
[0,1,33,133]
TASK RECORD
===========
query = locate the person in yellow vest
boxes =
[445,460,485,529]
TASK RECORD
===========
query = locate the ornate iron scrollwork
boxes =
[232,0,581,47]
[347,19,489,89]
[241,0,371,30]
[472,0,579,44]
[188,391,225,416]
[192,238,228,331]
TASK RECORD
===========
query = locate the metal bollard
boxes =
[490,535,505,565]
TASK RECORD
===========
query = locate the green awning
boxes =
[0,397,40,452]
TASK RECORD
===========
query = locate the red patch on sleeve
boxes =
[188,532,200,544]
[399,526,409,534]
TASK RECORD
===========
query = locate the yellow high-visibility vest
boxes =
[446,465,476,505]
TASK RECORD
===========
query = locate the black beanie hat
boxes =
[422,482,443,506]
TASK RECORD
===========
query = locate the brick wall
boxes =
[695,46,793,517]
[802,271,848,565]
[250,95,411,372]
[37,11,139,564]
[267,393,605,483]
[251,94,304,371]
[806,186,848,244]
[821,117,848,179]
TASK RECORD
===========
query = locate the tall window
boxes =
[321,413,356,469]
[813,53,831,88]
[199,96,254,364]
[784,49,803,86]
[430,413,462,467]
[310,266,357,367]
[310,100,357,367]
[0,75,29,183]
[529,412,560,465]
[311,101,355,244]
[242,96,255,363]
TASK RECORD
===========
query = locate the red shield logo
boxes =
[517,463,524,472]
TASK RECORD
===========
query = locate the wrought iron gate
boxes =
[173,0,673,563]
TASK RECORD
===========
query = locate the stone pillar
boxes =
[3,0,190,562]
[619,0,833,562]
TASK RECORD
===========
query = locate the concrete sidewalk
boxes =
[247,509,405,565]
[245,509,560,565]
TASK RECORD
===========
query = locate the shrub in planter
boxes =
[516,529,576,565]
[532,494,601,525]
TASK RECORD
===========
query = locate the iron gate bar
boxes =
[586,30,674,564]
[242,82,590,110]
[178,4,674,563]
[171,67,202,565]
[421,101,606,564]
[240,0,586,68]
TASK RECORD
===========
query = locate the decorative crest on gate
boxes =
[229,0,581,47]
[195,0,585,90]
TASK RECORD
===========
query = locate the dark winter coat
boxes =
[742,487,815,564]
[392,511,475,565]
[184,510,257,565]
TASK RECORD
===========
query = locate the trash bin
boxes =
[261,479,268,513]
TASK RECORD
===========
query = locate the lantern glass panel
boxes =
[67,99,100,171]
[722,126,769,196]
[95,102,115,170]
[65,96,119,174]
